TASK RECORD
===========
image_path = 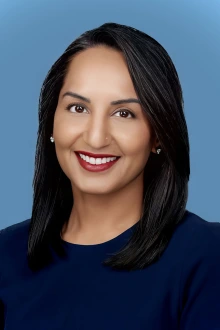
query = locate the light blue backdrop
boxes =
[0,0,219,229]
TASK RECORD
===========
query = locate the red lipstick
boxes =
[75,150,119,158]
[74,151,120,172]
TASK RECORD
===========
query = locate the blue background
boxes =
[0,0,219,229]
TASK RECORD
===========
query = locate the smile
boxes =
[75,152,120,172]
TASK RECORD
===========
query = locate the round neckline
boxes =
[60,221,139,248]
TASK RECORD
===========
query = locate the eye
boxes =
[65,103,135,119]
[114,109,135,119]
[65,103,87,113]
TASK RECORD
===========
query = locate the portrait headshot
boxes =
[0,1,220,329]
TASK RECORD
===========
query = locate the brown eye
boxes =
[114,110,135,119]
[120,111,129,118]
[65,104,135,119]
[65,103,87,113]
[74,105,84,112]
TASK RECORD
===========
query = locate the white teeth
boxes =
[79,153,117,165]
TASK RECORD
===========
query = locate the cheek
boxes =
[119,126,152,173]
[53,112,79,146]
[127,140,151,169]
[120,125,152,158]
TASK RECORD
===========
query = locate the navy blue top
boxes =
[1,210,220,329]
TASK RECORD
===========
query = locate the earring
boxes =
[50,136,54,143]
[156,147,161,154]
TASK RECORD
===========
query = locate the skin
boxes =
[53,45,159,245]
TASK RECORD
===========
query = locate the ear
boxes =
[151,136,160,154]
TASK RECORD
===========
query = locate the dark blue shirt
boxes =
[1,210,220,329]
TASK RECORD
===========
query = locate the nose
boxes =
[83,114,112,149]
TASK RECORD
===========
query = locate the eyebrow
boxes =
[62,91,141,105]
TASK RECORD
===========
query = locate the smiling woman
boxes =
[0,22,220,330]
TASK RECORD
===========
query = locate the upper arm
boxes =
[0,229,5,329]
[0,299,4,329]
[179,226,220,329]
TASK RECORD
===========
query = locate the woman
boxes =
[0,22,220,329]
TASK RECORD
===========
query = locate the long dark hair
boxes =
[28,22,190,272]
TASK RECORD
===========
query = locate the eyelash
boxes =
[65,103,136,119]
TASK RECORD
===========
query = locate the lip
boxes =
[75,150,120,158]
[75,152,120,172]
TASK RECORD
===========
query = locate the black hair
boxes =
[28,22,190,272]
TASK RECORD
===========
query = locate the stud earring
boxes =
[50,136,54,143]
[156,147,161,154]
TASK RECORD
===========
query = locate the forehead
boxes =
[62,46,137,96]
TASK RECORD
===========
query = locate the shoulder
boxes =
[161,210,220,276]
[163,210,220,277]
[174,210,220,294]
[172,210,220,251]
[0,219,31,290]
[0,218,31,260]
[175,211,220,327]
[0,218,31,241]
[177,210,220,272]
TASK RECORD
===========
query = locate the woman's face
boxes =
[53,46,157,195]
